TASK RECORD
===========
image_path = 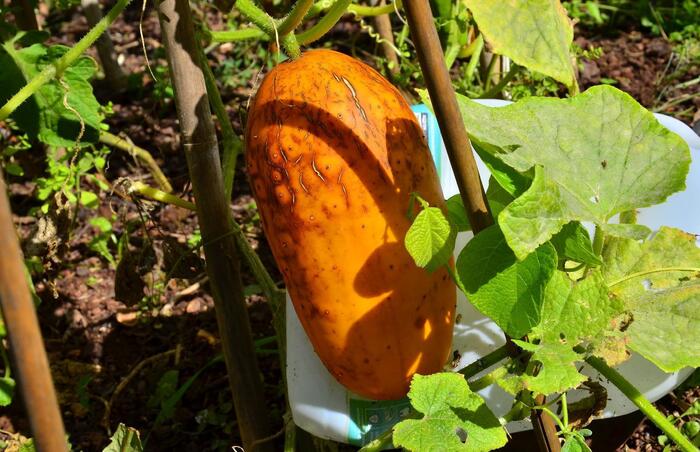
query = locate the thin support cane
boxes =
[0,173,68,452]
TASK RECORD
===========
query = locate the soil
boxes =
[0,4,698,452]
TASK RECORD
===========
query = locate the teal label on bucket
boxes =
[347,397,412,446]
[411,104,443,177]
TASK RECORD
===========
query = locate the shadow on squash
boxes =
[247,98,454,400]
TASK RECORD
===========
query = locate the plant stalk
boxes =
[277,0,314,35]
[156,0,274,447]
[236,0,277,35]
[197,42,243,199]
[0,173,68,452]
[296,0,351,45]
[463,34,484,86]
[99,131,173,193]
[372,0,400,77]
[348,0,401,16]
[585,355,698,452]
[402,0,492,234]
[478,64,520,99]
[0,0,132,121]
[129,181,194,209]
[208,28,268,42]
[459,344,510,379]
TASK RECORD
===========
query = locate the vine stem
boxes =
[277,0,314,35]
[478,64,520,99]
[608,267,700,287]
[99,131,173,193]
[585,355,698,452]
[197,39,242,199]
[129,181,194,210]
[0,0,132,120]
[463,33,484,85]
[236,0,277,35]
[208,28,268,43]
[348,0,402,16]
[459,343,510,379]
[296,0,351,45]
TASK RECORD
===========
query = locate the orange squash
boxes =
[245,50,455,400]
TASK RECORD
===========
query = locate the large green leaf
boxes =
[0,42,102,147]
[603,227,700,297]
[602,227,700,372]
[456,224,557,338]
[453,86,690,259]
[463,0,576,88]
[624,281,700,372]
[393,373,507,452]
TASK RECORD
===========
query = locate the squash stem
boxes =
[459,344,510,379]
[585,354,698,452]
[296,0,351,45]
[208,28,268,43]
[277,0,314,35]
[348,0,402,16]
[236,0,277,35]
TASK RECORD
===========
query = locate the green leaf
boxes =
[624,281,700,372]
[18,439,36,452]
[602,227,700,372]
[562,434,591,452]
[464,0,576,88]
[456,224,557,338]
[445,195,471,232]
[549,222,602,266]
[604,227,700,298]
[4,162,24,176]
[147,369,179,410]
[514,340,586,394]
[532,270,622,343]
[499,166,568,259]
[393,373,507,452]
[79,191,99,208]
[0,376,15,406]
[453,86,690,258]
[0,43,102,148]
[90,217,113,233]
[600,223,651,240]
[405,204,456,272]
[103,424,143,452]
[485,176,514,218]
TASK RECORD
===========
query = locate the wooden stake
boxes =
[0,174,68,452]
[156,0,274,449]
[403,0,492,233]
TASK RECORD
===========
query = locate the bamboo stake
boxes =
[0,173,68,452]
[402,0,492,233]
[156,0,274,449]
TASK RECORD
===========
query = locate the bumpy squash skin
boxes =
[245,50,455,400]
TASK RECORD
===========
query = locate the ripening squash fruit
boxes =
[245,49,455,400]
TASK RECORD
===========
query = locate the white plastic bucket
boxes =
[286,101,700,446]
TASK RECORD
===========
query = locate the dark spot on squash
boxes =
[414,316,426,329]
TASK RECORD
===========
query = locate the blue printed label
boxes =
[347,397,412,446]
